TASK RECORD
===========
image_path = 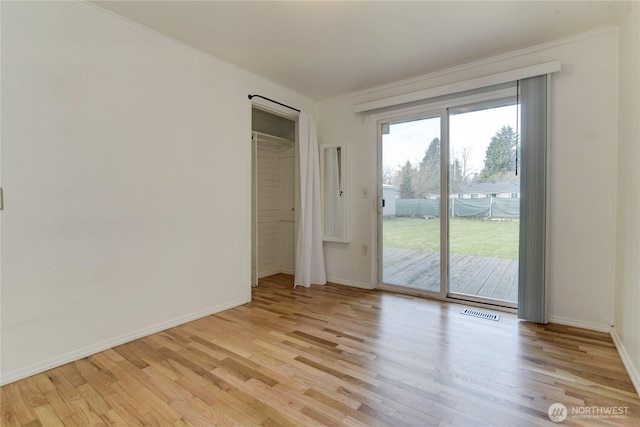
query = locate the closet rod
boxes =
[248,94,300,113]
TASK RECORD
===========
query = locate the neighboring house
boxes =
[454,181,520,199]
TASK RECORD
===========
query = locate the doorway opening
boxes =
[251,108,297,287]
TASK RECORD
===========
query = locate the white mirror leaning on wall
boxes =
[320,143,348,242]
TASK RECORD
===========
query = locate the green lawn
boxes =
[383,217,519,259]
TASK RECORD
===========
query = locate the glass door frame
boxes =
[375,106,449,300]
[373,86,519,309]
[446,99,520,309]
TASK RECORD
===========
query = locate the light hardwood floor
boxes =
[2,274,639,426]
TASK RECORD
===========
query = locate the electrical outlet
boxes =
[361,244,368,256]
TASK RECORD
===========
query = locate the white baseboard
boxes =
[326,276,375,290]
[611,327,640,396]
[0,296,250,386]
[258,268,282,278]
[548,315,612,333]
[548,318,640,395]
[258,267,294,279]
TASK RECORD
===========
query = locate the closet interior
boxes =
[251,108,297,286]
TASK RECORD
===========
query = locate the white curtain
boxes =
[295,112,327,288]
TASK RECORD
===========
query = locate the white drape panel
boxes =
[517,75,549,323]
[295,112,327,288]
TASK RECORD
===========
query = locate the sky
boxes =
[382,104,519,178]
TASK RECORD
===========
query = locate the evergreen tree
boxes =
[398,160,417,199]
[478,126,518,182]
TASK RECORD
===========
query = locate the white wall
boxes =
[0,1,314,384]
[614,2,640,393]
[317,28,620,330]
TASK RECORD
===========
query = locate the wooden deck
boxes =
[383,248,518,303]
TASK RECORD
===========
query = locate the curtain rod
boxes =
[248,94,300,113]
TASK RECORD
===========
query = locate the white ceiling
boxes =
[91,1,628,100]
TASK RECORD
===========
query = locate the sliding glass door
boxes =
[378,89,520,307]
[448,102,520,305]
[380,115,442,292]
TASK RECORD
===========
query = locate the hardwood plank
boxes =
[32,405,64,427]
[29,374,56,395]
[2,383,37,425]
[99,408,138,426]
[60,413,87,427]
[76,383,111,416]
[16,378,47,411]
[1,387,22,427]
[42,389,74,421]
[135,387,185,424]
[303,388,384,427]
[140,409,177,427]
[66,395,107,426]
[102,391,147,426]
[104,393,147,427]
[2,274,639,426]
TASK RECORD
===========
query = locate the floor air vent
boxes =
[461,308,500,321]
